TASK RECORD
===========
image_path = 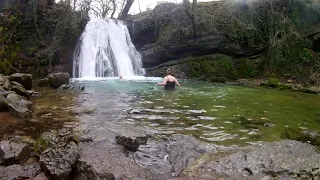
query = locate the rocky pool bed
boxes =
[0,74,320,180]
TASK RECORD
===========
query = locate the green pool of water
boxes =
[73,77,320,147]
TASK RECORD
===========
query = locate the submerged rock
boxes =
[0,164,41,180]
[70,106,95,115]
[0,140,31,166]
[47,72,70,88]
[9,73,33,90]
[37,128,79,180]
[181,140,320,179]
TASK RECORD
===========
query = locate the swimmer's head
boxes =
[166,69,171,75]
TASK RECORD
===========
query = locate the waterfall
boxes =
[73,18,145,78]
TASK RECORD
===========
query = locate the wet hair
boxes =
[166,69,171,75]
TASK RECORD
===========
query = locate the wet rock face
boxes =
[0,164,41,180]
[134,134,221,179]
[47,72,70,88]
[184,140,320,179]
[75,141,153,180]
[37,128,79,180]
[0,140,31,166]
[9,73,33,90]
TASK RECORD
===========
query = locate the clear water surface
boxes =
[71,77,320,147]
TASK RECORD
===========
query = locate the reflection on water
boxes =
[72,78,320,147]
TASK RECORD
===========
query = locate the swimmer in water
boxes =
[155,69,181,90]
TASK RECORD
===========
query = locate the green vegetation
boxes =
[34,137,49,156]
[0,1,87,75]
[266,78,280,88]
[177,54,238,80]
[140,0,320,84]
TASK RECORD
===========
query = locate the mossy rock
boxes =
[197,76,207,81]
[278,83,293,90]
[266,78,280,88]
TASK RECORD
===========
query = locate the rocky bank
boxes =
[127,0,320,86]
[1,127,320,180]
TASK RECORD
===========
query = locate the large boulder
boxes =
[0,164,41,180]
[9,73,33,90]
[7,93,33,119]
[37,128,79,180]
[47,73,70,88]
[37,78,50,87]
[181,140,320,179]
[2,78,11,91]
[0,87,12,97]
[75,141,153,180]
[0,94,9,112]
[0,74,7,86]
[11,81,31,98]
[0,140,31,166]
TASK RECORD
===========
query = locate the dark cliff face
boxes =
[126,1,320,69]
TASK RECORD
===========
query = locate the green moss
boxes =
[278,84,293,90]
[33,138,49,156]
[266,78,280,88]
[213,57,238,80]
[200,60,216,77]
[210,77,227,83]
[73,133,80,144]
[299,48,317,64]
[188,61,201,77]
[236,61,258,78]
[176,54,239,79]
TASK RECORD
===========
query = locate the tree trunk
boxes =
[110,0,116,18]
[118,0,135,20]
[191,0,197,37]
[289,0,295,13]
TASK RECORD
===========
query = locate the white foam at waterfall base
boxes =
[73,18,145,78]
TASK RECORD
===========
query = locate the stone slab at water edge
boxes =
[181,140,320,179]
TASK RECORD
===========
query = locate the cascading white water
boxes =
[73,18,145,78]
